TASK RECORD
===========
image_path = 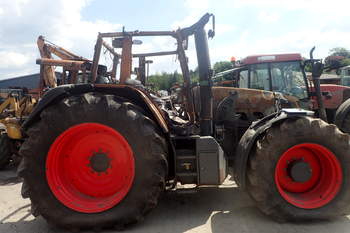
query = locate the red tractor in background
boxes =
[214,51,350,132]
[18,14,350,230]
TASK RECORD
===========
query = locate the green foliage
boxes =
[190,68,199,84]
[329,47,350,58]
[341,58,350,66]
[325,47,350,72]
[148,71,182,91]
[213,61,233,73]
[304,64,312,72]
[301,57,312,72]
[147,61,234,91]
[147,69,199,91]
[213,61,233,80]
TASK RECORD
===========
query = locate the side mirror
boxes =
[208,29,215,39]
[312,62,324,78]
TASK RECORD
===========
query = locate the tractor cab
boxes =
[210,54,312,128]
[215,53,350,123]
[215,54,310,103]
[240,54,308,100]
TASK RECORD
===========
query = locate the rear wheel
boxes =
[18,93,168,230]
[0,133,11,169]
[246,117,350,221]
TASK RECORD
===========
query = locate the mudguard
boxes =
[22,84,169,133]
[234,108,314,190]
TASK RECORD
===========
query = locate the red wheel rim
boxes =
[275,143,342,209]
[46,123,134,213]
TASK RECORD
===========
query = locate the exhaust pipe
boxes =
[180,13,215,135]
[309,47,327,122]
[195,27,213,136]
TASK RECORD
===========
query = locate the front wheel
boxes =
[246,117,350,221]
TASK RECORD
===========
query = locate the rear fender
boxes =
[234,109,314,190]
[22,84,169,134]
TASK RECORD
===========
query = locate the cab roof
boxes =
[240,53,303,65]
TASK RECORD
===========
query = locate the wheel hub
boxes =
[288,160,312,183]
[46,123,135,213]
[89,152,111,173]
[275,143,343,209]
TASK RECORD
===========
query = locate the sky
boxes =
[0,0,349,79]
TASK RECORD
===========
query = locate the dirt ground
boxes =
[1,167,350,233]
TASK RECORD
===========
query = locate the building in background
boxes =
[0,73,41,89]
[0,72,62,95]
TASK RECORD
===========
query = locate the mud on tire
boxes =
[246,117,350,221]
[18,93,168,230]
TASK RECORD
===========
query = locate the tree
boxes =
[146,61,234,91]
[213,61,233,73]
[325,47,350,70]
[342,58,350,66]
[147,68,201,91]
[329,47,350,58]
[213,61,233,80]
[147,71,183,91]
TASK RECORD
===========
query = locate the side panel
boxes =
[210,86,300,120]
[196,136,227,185]
[311,84,350,109]
[212,87,277,117]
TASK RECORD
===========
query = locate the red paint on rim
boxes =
[46,123,134,213]
[275,143,342,209]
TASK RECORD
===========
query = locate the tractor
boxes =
[18,13,350,230]
[0,88,36,169]
[213,52,350,133]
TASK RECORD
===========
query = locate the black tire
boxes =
[18,93,168,230]
[0,134,11,169]
[335,98,350,133]
[246,117,350,221]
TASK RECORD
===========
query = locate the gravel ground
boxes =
[1,167,350,233]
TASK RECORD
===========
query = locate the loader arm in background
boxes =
[36,35,120,95]
[37,36,88,61]
[37,35,89,88]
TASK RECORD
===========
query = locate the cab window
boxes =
[249,64,270,90]
[239,70,248,88]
